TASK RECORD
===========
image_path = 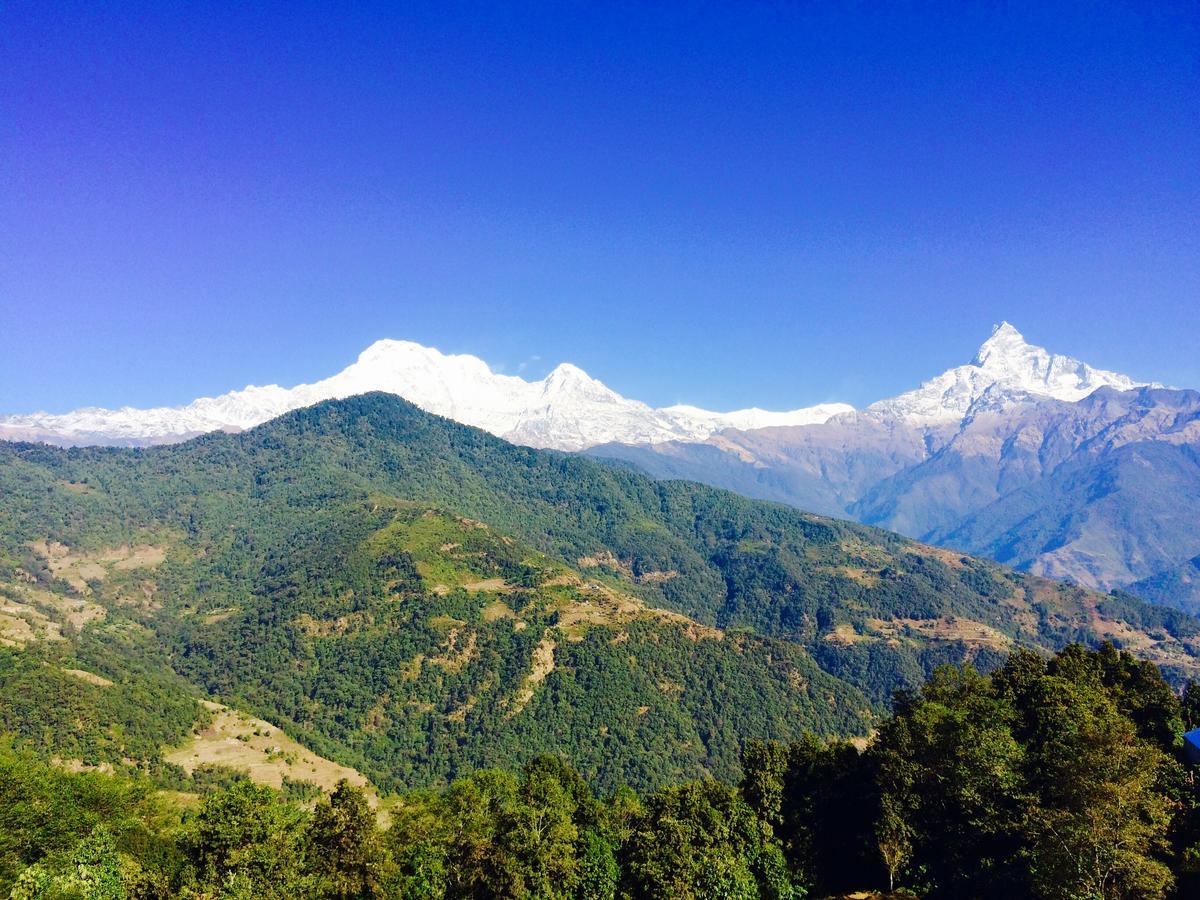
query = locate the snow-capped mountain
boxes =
[588,322,1191,605]
[867,322,1151,424]
[0,339,853,451]
[7,321,1194,608]
[0,322,1155,451]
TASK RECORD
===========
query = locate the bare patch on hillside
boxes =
[447,676,495,724]
[61,668,114,687]
[838,566,881,587]
[165,702,378,806]
[867,616,1013,651]
[31,540,166,595]
[53,758,116,774]
[428,628,477,673]
[824,623,869,645]
[910,543,968,570]
[576,551,676,585]
[482,600,515,622]
[508,636,556,716]
[0,582,105,645]
[549,576,721,642]
[462,577,511,592]
[294,611,368,636]
[57,480,95,494]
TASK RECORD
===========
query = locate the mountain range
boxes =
[589,328,1200,611]
[0,339,851,451]
[0,323,1157,455]
[3,392,1199,796]
[4,323,1198,612]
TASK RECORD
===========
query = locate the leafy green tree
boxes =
[875,792,912,894]
[775,735,878,894]
[621,779,795,900]
[1181,680,1200,731]
[869,666,1027,897]
[69,827,124,900]
[181,782,310,899]
[739,741,788,830]
[575,830,618,900]
[8,827,125,900]
[384,789,450,899]
[308,780,393,899]
[0,745,175,898]
[1025,666,1175,899]
[496,760,582,897]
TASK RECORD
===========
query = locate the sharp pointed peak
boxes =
[973,321,1035,366]
[982,320,1027,344]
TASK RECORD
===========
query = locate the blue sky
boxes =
[2,2,1197,414]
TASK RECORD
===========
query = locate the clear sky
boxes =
[2,2,1197,414]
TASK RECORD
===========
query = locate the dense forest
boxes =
[5,395,1200,897]
[2,394,1199,793]
[4,644,1200,899]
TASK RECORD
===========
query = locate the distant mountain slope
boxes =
[1131,556,1200,614]
[928,428,1200,592]
[2,393,1199,793]
[590,413,934,517]
[591,332,1197,608]
[0,339,850,451]
[10,321,1192,608]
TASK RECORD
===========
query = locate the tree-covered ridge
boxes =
[3,393,1196,654]
[4,644,1200,899]
[2,393,1200,793]
[169,503,873,793]
[0,638,204,776]
[0,472,873,793]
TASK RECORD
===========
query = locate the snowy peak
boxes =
[661,403,856,433]
[0,324,1158,450]
[971,321,1029,367]
[868,322,1151,425]
[541,363,618,399]
[0,340,849,451]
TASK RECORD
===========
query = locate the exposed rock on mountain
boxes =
[591,329,1197,609]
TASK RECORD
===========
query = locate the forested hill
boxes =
[5,644,1200,899]
[2,392,1200,792]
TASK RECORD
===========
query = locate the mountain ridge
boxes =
[591,383,1200,609]
[0,322,1150,451]
[5,323,1190,610]
[0,338,853,451]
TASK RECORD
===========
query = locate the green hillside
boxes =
[3,644,1199,899]
[1,393,1199,793]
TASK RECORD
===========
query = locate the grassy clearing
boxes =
[60,668,114,686]
[508,636,556,716]
[0,582,105,645]
[30,539,166,594]
[164,701,378,806]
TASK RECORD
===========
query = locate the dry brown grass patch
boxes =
[508,636,556,716]
[61,668,114,687]
[165,703,378,806]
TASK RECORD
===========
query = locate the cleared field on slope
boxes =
[165,701,378,806]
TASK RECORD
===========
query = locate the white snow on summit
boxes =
[0,324,1153,450]
[867,322,1151,424]
[0,340,851,451]
[660,404,856,433]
